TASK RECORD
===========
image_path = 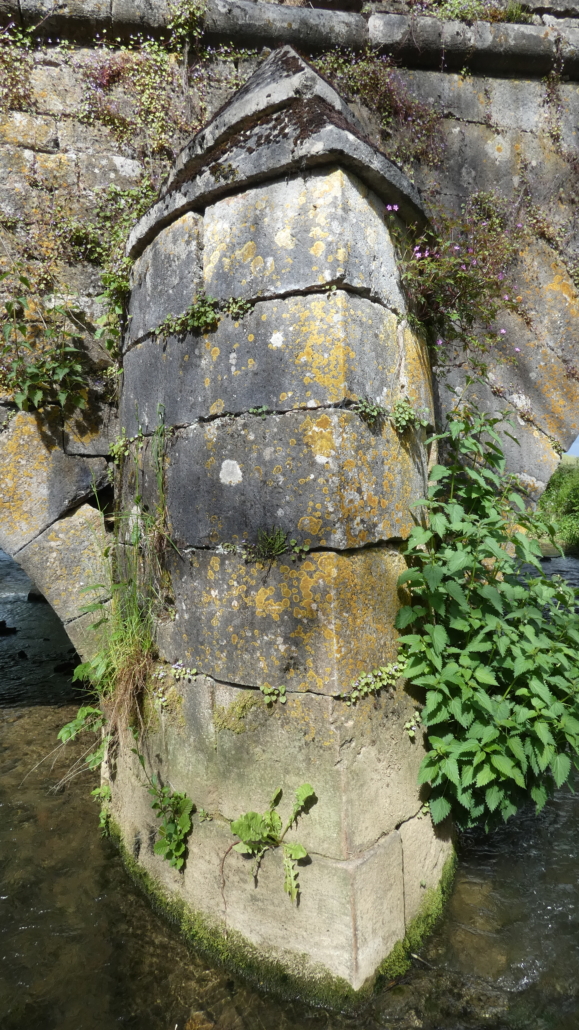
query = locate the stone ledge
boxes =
[5,0,579,79]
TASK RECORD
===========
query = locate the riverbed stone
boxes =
[159,409,428,550]
[203,166,405,311]
[0,410,107,555]
[16,504,110,624]
[155,546,406,695]
[121,291,432,435]
[126,211,203,347]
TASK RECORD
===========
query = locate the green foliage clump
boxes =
[395,192,526,375]
[57,705,110,772]
[0,269,88,411]
[397,404,579,830]
[353,396,387,428]
[153,294,253,340]
[430,0,533,22]
[539,461,579,552]
[339,660,406,706]
[0,22,34,111]
[390,397,430,434]
[134,749,194,870]
[244,526,309,564]
[314,49,444,169]
[230,784,316,902]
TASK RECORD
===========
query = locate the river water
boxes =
[2,552,579,1030]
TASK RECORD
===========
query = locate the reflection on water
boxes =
[2,552,579,1029]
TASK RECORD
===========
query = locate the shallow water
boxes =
[2,552,579,1030]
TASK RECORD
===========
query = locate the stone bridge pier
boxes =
[109,47,453,998]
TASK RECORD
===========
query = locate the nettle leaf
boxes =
[446,549,472,574]
[473,666,498,687]
[485,784,503,812]
[475,764,496,787]
[445,580,469,609]
[551,752,571,788]
[424,566,444,591]
[430,795,452,824]
[478,584,504,613]
[395,606,418,629]
[430,625,449,655]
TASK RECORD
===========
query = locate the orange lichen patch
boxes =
[163,547,405,695]
[0,410,105,555]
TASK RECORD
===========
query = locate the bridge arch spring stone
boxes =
[109,46,453,996]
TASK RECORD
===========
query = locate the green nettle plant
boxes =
[0,270,88,411]
[133,749,194,870]
[397,404,579,830]
[230,784,316,902]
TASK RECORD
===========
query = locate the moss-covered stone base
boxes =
[376,853,457,985]
[109,821,456,1013]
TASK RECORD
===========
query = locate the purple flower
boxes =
[515,347,520,352]
[498,273,504,281]
[393,204,399,211]
[386,205,392,211]
[472,260,477,266]
[461,264,467,270]
[500,329,506,335]
[503,294,509,300]
[516,223,523,228]
[453,245,460,251]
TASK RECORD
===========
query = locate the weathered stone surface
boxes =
[159,409,428,550]
[0,111,59,151]
[203,167,405,310]
[0,411,107,555]
[112,736,406,989]
[139,674,427,858]
[64,603,111,660]
[205,0,368,50]
[121,292,432,435]
[399,813,454,926]
[126,212,203,346]
[63,397,118,457]
[111,0,170,28]
[29,59,84,116]
[16,504,110,624]
[155,547,405,694]
[77,150,142,192]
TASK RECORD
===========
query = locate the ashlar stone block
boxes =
[162,409,428,549]
[140,675,427,859]
[112,737,407,991]
[121,291,432,436]
[203,166,405,311]
[0,411,107,555]
[126,211,202,346]
[16,504,110,625]
[155,546,406,695]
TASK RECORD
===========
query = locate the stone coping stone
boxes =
[121,292,432,436]
[126,55,425,259]
[155,545,405,694]
[166,45,367,191]
[202,166,406,310]
[154,408,429,549]
[141,673,428,859]
[0,410,107,556]
[16,503,110,624]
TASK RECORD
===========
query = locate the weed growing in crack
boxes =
[228,784,316,903]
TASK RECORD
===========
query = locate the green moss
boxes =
[109,820,370,1012]
[214,691,263,734]
[109,824,456,1012]
[376,852,457,984]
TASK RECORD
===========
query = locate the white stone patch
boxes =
[315,455,329,464]
[270,331,284,348]
[219,459,243,485]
